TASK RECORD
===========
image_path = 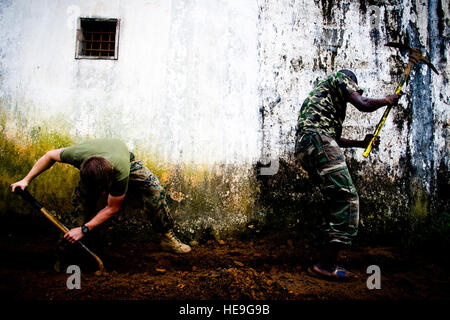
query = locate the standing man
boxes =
[11,138,191,271]
[295,70,400,279]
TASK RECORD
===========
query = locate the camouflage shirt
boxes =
[296,71,363,140]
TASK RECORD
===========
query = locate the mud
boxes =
[0,230,449,301]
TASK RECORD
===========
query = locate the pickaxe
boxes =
[362,42,439,157]
[14,187,106,275]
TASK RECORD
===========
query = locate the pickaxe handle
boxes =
[14,187,105,275]
[362,63,412,158]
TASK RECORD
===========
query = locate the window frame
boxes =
[75,17,120,60]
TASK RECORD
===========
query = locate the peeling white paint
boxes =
[257,0,449,200]
[0,0,260,166]
[0,0,448,199]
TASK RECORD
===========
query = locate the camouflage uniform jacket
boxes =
[296,71,363,141]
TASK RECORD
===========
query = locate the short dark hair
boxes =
[80,156,113,195]
[338,69,358,84]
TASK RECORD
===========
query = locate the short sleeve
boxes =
[337,73,363,98]
[59,146,82,168]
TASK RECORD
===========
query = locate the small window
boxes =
[75,18,119,60]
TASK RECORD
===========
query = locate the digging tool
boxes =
[362,42,439,158]
[14,187,105,275]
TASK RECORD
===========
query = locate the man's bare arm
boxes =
[64,193,125,243]
[338,134,380,149]
[10,149,62,192]
[85,194,125,230]
[348,91,400,113]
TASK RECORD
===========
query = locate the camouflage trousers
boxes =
[56,153,174,260]
[295,131,359,245]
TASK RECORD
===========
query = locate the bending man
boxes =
[11,138,191,271]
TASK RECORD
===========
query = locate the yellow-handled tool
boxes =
[14,186,105,275]
[363,42,439,158]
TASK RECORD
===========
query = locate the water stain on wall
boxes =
[0,0,448,248]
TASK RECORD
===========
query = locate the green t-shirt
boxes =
[60,138,130,196]
[296,71,363,140]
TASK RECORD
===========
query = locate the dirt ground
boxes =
[0,231,449,301]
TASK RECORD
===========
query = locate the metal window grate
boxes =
[76,18,119,59]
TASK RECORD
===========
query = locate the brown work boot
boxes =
[160,230,191,254]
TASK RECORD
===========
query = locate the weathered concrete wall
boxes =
[257,0,449,245]
[0,0,260,164]
[0,0,260,241]
[258,0,449,169]
[0,0,448,245]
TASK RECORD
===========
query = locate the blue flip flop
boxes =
[332,266,355,279]
[312,264,355,280]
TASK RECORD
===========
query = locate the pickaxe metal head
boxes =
[386,42,439,75]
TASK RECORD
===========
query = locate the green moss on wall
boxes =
[254,154,439,248]
[0,109,259,243]
[1,105,447,250]
[0,111,78,216]
[410,179,430,220]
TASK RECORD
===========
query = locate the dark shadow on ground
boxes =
[0,223,449,300]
